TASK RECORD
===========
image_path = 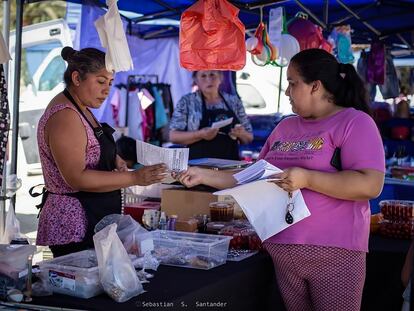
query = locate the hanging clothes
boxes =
[367,42,385,85]
[0,65,10,185]
[379,52,399,99]
[118,87,128,128]
[357,50,376,102]
[152,86,168,130]
[157,83,174,118]
[110,88,121,127]
[126,91,144,141]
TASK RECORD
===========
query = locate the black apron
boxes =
[31,89,121,248]
[188,93,240,160]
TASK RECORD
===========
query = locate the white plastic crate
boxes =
[151,230,231,270]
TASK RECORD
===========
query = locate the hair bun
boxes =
[61,46,76,61]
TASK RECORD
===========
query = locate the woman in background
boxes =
[169,70,253,160]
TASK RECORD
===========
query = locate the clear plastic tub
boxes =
[151,230,231,270]
[219,222,262,250]
[378,219,414,240]
[39,249,103,299]
[0,245,36,299]
[379,200,414,221]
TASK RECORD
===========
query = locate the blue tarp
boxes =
[64,0,414,53]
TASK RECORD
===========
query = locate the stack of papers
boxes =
[188,158,249,170]
[215,182,310,241]
[211,117,233,129]
[233,159,283,184]
[214,159,310,241]
[136,141,189,172]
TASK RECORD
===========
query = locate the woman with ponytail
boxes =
[175,48,385,310]
[34,47,167,257]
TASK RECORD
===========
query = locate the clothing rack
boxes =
[120,74,173,145]
[127,74,159,86]
[125,74,159,127]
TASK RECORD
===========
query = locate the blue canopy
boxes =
[61,0,414,54]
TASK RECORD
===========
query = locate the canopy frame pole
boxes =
[323,0,329,26]
[336,0,381,36]
[294,0,327,29]
[0,0,11,241]
[10,0,24,208]
[277,67,283,113]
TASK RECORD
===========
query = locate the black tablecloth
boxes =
[29,235,411,311]
[362,235,410,311]
[31,251,284,311]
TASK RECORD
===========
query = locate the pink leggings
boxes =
[264,243,366,311]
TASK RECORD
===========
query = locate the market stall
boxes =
[1,0,414,310]
[24,235,409,311]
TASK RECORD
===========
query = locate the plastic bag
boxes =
[6,175,22,198]
[32,270,53,297]
[93,223,143,302]
[95,214,153,256]
[180,0,246,70]
[0,202,23,244]
[133,252,160,271]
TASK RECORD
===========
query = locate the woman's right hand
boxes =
[199,127,219,141]
[173,167,204,188]
[133,164,168,186]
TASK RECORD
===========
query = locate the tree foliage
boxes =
[0,1,67,30]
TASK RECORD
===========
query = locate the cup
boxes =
[209,202,234,222]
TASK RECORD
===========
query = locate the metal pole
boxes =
[10,0,24,207]
[277,67,283,113]
[247,0,289,10]
[323,0,329,26]
[2,0,10,81]
[0,0,11,239]
[294,0,327,29]
[336,0,381,36]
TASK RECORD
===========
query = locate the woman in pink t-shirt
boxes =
[175,49,385,310]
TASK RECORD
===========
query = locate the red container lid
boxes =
[124,201,160,224]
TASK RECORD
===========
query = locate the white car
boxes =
[8,19,72,175]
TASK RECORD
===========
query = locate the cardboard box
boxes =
[161,187,218,220]
[161,187,246,221]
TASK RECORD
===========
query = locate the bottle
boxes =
[167,215,178,231]
[158,212,167,230]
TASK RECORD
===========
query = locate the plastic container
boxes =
[123,201,160,225]
[219,222,262,250]
[39,250,103,299]
[0,245,36,299]
[378,219,414,239]
[379,200,414,221]
[209,202,234,222]
[151,230,231,270]
[205,221,229,235]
